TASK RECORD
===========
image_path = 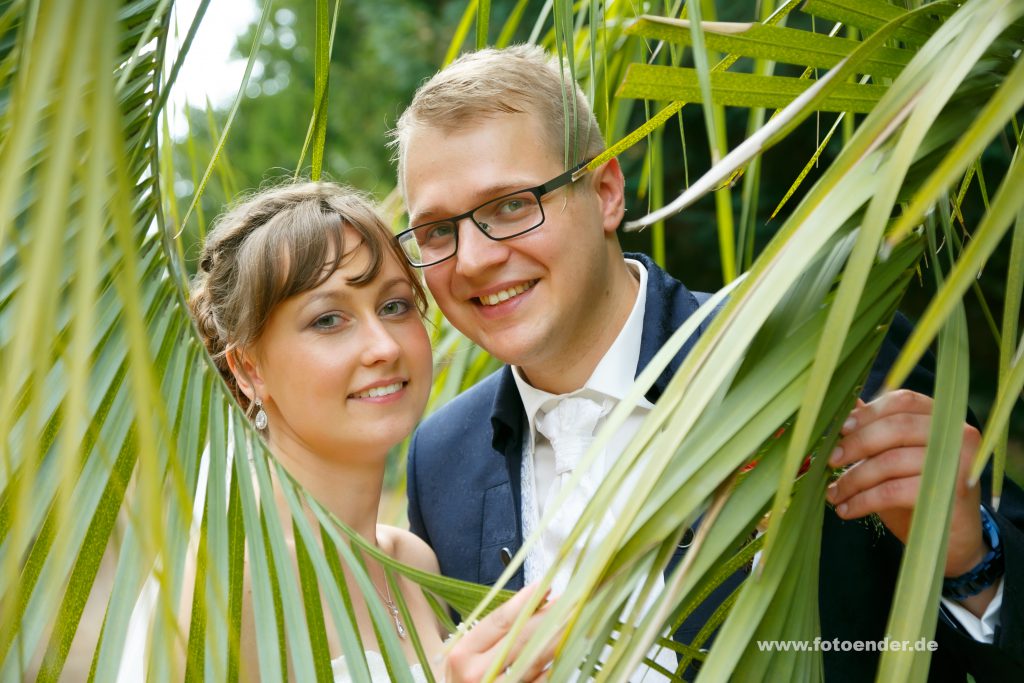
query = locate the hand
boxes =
[445,584,557,682]
[825,390,992,610]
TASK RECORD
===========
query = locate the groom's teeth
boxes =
[352,382,403,399]
[478,281,535,306]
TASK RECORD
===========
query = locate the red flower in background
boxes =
[739,427,813,475]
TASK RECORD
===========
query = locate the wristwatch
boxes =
[941,506,1005,601]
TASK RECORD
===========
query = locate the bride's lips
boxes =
[348,378,407,403]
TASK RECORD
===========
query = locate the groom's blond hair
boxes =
[391,44,605,192]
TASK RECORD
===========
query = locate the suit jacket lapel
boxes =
[629,252,705,400]
[482,366,526,589]
[627,253,729,594]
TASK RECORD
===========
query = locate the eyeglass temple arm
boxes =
[538,159,593,195]
[570,159,595,183]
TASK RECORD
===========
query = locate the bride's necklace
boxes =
[373,576,407,640]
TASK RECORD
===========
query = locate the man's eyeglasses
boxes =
[396,159,593,268]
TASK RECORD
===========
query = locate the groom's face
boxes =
[402,111,624,376]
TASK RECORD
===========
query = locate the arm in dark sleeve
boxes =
[931,489,1024,678]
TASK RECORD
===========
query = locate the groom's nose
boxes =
[454,217,510,278]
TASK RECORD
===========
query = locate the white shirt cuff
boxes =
[940,578,1004,643]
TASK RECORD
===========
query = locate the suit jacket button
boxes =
[679,527,695,549]
[500,547,513,566]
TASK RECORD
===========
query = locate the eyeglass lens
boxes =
[399,190,544,266]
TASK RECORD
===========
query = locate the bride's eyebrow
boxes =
[300,277,411,308]
[302,288,349,306]
[377,276,413,295]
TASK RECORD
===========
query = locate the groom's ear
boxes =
[226,346,265,403]
[593,157,626,236]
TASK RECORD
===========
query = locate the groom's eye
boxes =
[495,196,532,216]
[423,222,455,243]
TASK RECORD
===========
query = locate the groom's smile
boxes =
[472,279,538,309]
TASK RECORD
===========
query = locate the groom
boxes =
[392,45,1023,679]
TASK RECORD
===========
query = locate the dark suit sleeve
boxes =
[868,313,1024,675]
[927,481,1024,679]
[990,502,1024,662]
[938,497,1024,679]
[407,428,429,545]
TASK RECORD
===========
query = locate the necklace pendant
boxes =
[388,602,407,639]
[394,615,407,639]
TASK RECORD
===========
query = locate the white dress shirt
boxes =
[941,575,1002,641]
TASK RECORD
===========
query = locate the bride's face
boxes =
[247,236,432,461]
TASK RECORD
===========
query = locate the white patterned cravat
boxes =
[532,395,675,681]
[535,395,610,594]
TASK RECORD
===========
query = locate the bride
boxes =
[188,181,553,681]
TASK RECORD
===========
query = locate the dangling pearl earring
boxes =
[253,398,268,431]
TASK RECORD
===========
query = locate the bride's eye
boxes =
[379,299,411,317]
[312,313,343,330]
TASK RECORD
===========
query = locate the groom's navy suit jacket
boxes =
[408,253,1024,681]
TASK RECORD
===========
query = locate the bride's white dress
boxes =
[331,650,431,682]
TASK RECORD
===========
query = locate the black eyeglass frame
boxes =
[396,158,594,268]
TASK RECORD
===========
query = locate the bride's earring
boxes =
[253,398,268,431]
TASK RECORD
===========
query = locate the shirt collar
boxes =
[512,258,649,437]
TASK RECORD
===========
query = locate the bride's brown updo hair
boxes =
[189,181,428,410]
